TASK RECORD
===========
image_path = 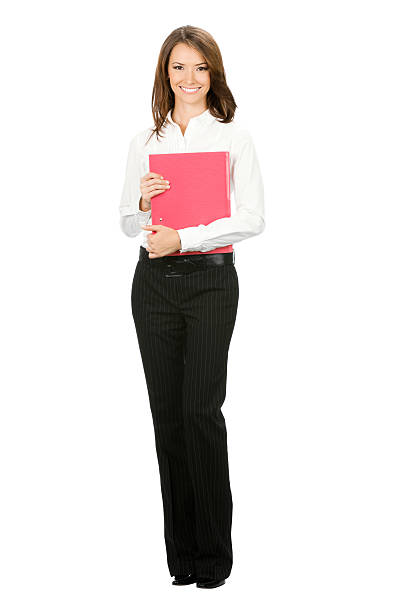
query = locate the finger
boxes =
[144,172,164,179]
[144,178,170,189]
[142,180,170,200]
[146,187,169,198]
[141,174,169,190]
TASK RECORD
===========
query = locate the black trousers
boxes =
[131,246,239,580]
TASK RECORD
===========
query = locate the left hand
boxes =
[140,224,181,258]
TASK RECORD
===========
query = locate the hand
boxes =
[140,172,170,207]
[140,224,182,258]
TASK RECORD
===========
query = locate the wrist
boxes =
[139,196,151,212]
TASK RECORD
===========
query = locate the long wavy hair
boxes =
[145,25,237,145]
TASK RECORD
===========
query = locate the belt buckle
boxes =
[164,265,183,277]
[164,258,193,277]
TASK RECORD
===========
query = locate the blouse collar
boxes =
[165,107,215,128]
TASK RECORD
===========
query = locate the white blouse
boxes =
[119,108,265,253]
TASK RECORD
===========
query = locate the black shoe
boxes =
[196,576,226,588]
[172,572,197,585]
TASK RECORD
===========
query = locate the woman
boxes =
[119,25,265,589]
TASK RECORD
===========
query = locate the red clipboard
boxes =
[148,151,233,256]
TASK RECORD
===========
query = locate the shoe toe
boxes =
[196,577,226,588]
[172,573,197,585]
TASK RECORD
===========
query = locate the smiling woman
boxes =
[118,24,265,590]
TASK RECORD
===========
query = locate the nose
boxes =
[185,69,197,83]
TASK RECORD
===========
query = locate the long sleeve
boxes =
[119,133,152,237]
[176,129,265,253]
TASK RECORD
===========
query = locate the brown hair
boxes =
[145,25,237,145]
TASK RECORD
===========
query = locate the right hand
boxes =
[139,172,170,210]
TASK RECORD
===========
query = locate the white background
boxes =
[1,1,407,610]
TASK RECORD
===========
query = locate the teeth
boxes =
[180,86,200,92]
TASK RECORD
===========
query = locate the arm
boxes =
[176,129,265,253]
[119,134,152,237]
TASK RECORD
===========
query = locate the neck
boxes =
[171,105,207,127]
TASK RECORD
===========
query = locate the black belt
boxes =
[139,246,235,268]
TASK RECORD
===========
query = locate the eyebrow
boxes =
[171,61,208,65]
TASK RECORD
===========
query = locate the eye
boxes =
[173,65,208,70]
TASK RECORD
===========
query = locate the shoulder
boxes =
[216,119,255,150]
[128,127,155,151]
[215,121,256,164]
[214,116,252,136]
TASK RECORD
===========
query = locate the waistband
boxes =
[139,246,235,267]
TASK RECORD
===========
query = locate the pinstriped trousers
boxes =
[131,246,239,581]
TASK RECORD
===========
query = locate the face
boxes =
[168,43,211,108]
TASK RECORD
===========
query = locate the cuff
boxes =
[137,209,151,224]
[177,226,204,253]
[119,204,151,222]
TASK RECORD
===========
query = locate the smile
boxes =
[179,86,201,93]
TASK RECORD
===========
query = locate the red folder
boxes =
[148,151,233,256]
